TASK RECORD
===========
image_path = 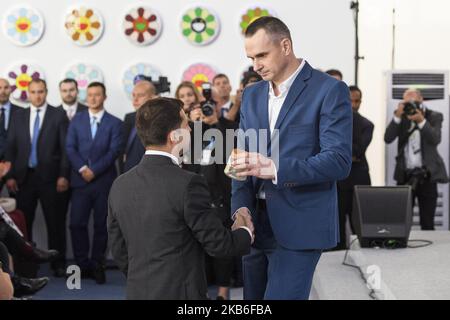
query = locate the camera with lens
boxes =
[200,82,216,117]
[134,74,171,95]
[403,101,422,116]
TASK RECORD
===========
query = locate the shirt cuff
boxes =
[238,226,253,240]
[393,116,401,124]
[79,165,88,173]
[232,207,250,221]
[271,160,278,185]
[418,119,427,130]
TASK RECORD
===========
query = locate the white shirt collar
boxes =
[221,100,232,110]
[30,103,47,113]
[0,101,11,109]
[89,109,105,123]
[145,150,180,166]
[62,102,77,112]
[269,59,306,97]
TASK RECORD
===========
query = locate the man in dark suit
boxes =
[108,98,253,300]
[121,81,157,173]
[335,86,374,250]
[0,78,23,178]
[66,82,122,284]
[4,79,69,277]
[230,17,352,300]
[385,88,448,230]
[50,78,88,277]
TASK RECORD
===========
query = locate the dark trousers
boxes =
[242,200,322,300]
[70,182,110,270]
[15,169,64,270]
[412,179,438,230]
[54,189,70,268]
[335,165,371,250]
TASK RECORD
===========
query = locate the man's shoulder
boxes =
[104,111,123,125]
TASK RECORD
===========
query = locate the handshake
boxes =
[231,207,255,244]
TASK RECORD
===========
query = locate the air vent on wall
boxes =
[392,73,445,86]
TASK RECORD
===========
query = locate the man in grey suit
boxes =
[385,88,448,230]
[107,98,253,300]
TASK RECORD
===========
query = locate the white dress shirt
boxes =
[29,104,47,140]
[62,102,77,120]
[0,102,12,131]
[79,109,106,173]
[393,107,427,169]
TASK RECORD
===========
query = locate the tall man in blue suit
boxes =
[230,17,352,300]
[66,82,122,284]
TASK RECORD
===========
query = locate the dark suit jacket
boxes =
[384,108,448,184]
[107,155,251,300]
[56,102,88,120]
[5,105,69,185]
[0,103,23,160]
[120,112,145,173]
[66,110,123,188]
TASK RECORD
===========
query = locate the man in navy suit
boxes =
[4,79,69,277]
[121,80,157,173]
[66,82,122,284]
[230,17,352,300]
[0,78,23,171]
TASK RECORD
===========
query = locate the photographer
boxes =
[182,86,238,299]
[384,89,448,230]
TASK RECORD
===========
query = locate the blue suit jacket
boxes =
[231,62,352,250]
[66,110,123,188]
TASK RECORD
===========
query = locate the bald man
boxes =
[121,81,158,173]
[0,79,22,184]
[385,88,448,230]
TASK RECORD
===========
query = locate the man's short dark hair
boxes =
[59,78,78,90]
[28,78,47,90]
[212,74,229,84]
[349,85,362,98]
[87,82,106,96]
[136,98,184,147]
[245,16,292,43]
[326,69,343,80]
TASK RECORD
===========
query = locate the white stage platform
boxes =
[311,231,450,300]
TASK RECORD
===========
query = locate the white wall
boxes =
[0,0,354,119]
[359,0,450,186]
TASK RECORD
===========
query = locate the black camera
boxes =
[403,101,422,116]
[405,167,429,191]
[200,82,216,117]
[134,75,171,95]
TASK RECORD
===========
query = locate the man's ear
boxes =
[169,130,180,144]
[281,38,291,56]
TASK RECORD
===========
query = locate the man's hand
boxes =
[81,168,95,183]
[0,161,11,178]
[394,102,405,118]
[231,208,254,243]
[407,109,425,124]
[231,151,276,180]
[189,107,202,122]
[6,179,18,193]
[56,177,69,193]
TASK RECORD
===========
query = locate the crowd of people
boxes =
[0,16,446,300]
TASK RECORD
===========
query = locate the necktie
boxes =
[126,127,137,153]
[29,109,40,168]
[91,116,97,139]
[0,107,6,135]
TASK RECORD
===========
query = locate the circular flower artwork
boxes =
[182,63,217,92]
[123,6,162,46]
[64,6,104,46]
[122,63,161,99]
[7,64,45,103]
[240,7,275,34]
[2,6,45,46]
[64,63,104,102]
[181,6,220,46]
